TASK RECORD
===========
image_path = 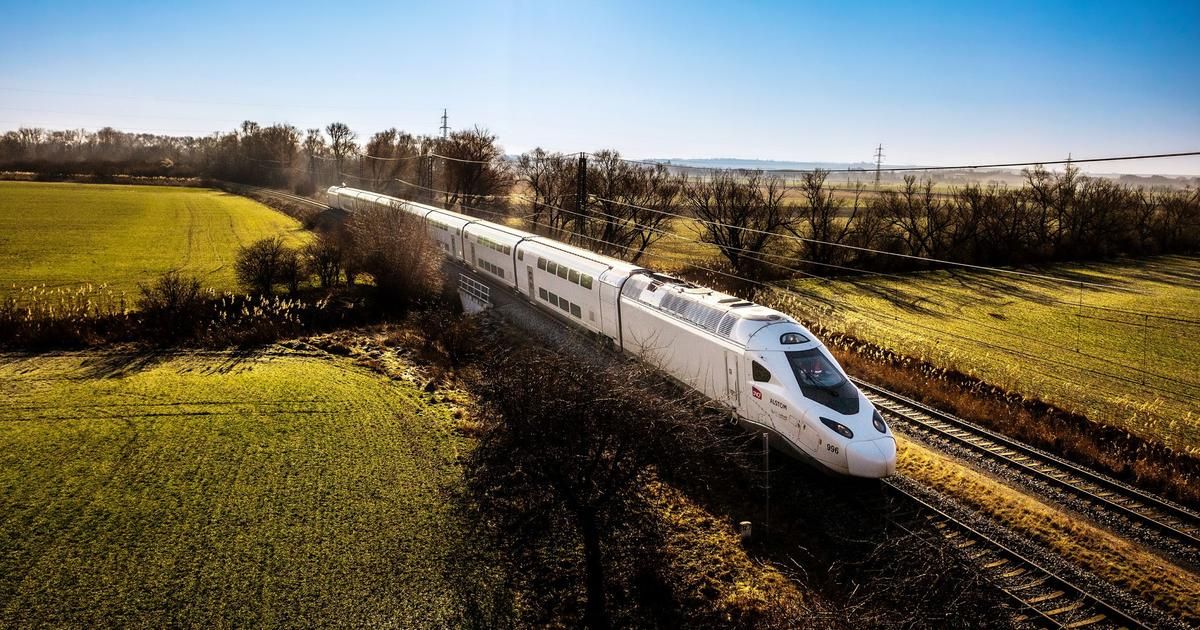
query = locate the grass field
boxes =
[0,182,308,296]
[768,256,1200,454]
[0,347,474,626]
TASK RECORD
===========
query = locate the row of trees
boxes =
[0,122,513,204]
[514,152,1200,275]
[4,122,1197,276]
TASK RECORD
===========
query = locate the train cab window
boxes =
[785,348,859,415]
[752,361,772,382]
[569,270,579,284]
[537,258,546,271]
[581,275,593,289]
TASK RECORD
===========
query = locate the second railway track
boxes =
[854,377,1200,550]
[885,479,1149,629]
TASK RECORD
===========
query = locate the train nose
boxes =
[846,437,897,477]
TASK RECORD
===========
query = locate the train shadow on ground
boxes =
[655,424,1013,627]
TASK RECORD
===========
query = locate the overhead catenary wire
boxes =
[330,175,1200,407]
[502,190,1200,395]
[330,178,1200,399]
[587,193,1130,291]
[328,166,1200,397]
[590,150,1200,175]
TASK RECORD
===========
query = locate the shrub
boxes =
[346,204,441,310]
[137,271,207,340]
[304,232,343,288]
[235,237,302,295]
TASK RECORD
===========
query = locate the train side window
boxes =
[569,270,579,284]
[539,288,548,300]
[537,258,546,271]
[517,250,524,261]
[547,261,558,275]
[559,299,570,313]
[581,275,593,289]
[557,265,568,279]
[752,361,772,383]
[570,303,581,318]
[548,292,559,307]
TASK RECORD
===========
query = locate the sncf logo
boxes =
[752,387,762,400]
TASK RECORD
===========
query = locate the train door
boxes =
[527,266,535,298]
[724,351,740,409]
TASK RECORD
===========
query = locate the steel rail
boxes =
[855,378,1200,548]
[884,479,1149,629]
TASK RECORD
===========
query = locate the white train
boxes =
[326,186,897,478]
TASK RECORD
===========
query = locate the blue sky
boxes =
[1,0,1197,174]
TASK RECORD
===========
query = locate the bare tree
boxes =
[345,203,442,310]
[584,151,680,262]
[679,170,795,275]
[364,128,418,193]
[302,128,326,189]
[325,122,357,178]
[788,169,858,267]
[516,148,580,238]
[435,126,512,213]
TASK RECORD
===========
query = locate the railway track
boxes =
[855,378,1200,550]
[885,480,1148,629]
[455,269,1166,627]
[239,185,331,210]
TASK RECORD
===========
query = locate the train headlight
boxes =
[872,410,888,434]
[819,417,854,439]
[779,332,809,344]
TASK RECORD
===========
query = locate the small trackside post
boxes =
[763,432,770,540]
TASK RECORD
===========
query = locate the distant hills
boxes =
[638,158,880,172]
[633,157,1198,187]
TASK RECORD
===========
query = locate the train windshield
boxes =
[785,349,860,415]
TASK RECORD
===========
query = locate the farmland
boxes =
[768,255,1200,454]
[0,347,476,626]
[0,182,308,296]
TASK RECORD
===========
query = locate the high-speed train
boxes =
[326,186,897,478]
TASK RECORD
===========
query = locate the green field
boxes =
[0,347,474,626]
[0,182,307,296]
[768,256,1200,454]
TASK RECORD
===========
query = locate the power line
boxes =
[329,177,1200,392]
[588,194,1128,290]
[593,150,1200,175]
[328,180,1200,406]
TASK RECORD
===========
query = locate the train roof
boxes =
[620,273,813,350]
[329,186,643,276]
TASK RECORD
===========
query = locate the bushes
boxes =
[235,237,301,295]
[346,203,442,310]
[304,233,343,288]
[137,271,208,341]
